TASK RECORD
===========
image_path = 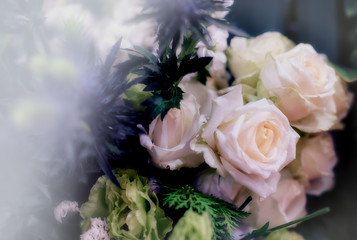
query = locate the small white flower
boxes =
[54,200,79,223]
[80,218,110,240]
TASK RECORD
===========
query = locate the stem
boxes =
[268,207,330,232]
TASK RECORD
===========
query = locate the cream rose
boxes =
[192,85,300,197]
[227,32,294,87]
[248,171,306,228]
[140,93,205,170]
[289,133,338,195]
[259,44,340,132]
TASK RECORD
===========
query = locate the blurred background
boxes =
[1,0,357,239]
[228,0,357,239]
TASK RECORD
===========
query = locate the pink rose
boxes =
[196,170,250,207]
[140,93,204,170]
[289,133,338,195]
[248,171,306,228]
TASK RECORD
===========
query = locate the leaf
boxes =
[162,185,250,240]
[241,222,269,240]
[179,34,199,61]
[133,45,158,64]
[197,68,211,85]
[330,62,357,82]
[101,39,121,82]
[138,0,236,58]
[241,207,330,240]
[178,56,212,77]
[149,94,183,120]
[206,17,250,38]
[94,144,121,188]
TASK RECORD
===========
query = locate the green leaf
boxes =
[178,56,212,77]
[133,45,158,64]
[330,62,357,82]
[123,84,153,111]
[179,33,199,61]
[162,185,250,240]
[152,95,182,120]
[197,68,211,85]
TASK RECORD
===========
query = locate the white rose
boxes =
[140,93,204,170]
[192,85,300,197]
[260,44,339,132]
[248,171,306,228]
[227,32,294,87]
[289,133,338,195]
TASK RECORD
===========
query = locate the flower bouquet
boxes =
[1,0,356,239]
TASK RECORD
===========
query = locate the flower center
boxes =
[305,60,320,79]
[255,121,277,158]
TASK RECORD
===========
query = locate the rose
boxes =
[196,171,254,240]
[192,85,300,197]
[196,170,306,231]
[140,93,205,170]
[259,43,340,132]
[248,171,306,228]
[196,170,250,207]
[288,133,338,195]
[179,80,217,118]
[333,78,353,124]
[227,32,294,87]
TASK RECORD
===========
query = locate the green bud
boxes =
[264,229,304,240]
[169,210,213,240]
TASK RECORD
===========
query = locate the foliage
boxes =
[80,169,173,240]
[120,43,212,121]
[162,185,250,240]
[241,208,330,240]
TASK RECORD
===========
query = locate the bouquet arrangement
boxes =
[1,0,355,239]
